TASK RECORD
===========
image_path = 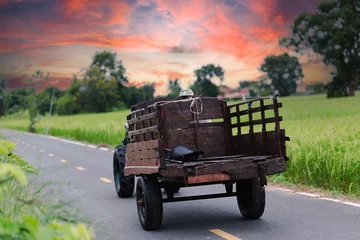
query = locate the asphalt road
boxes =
[2,128,360,240]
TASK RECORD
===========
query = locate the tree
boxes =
[192,64,224,97]
[194,64,224,84]
[167,79,182,99]
[306,82,326,94]
[239,81,252,89]
[0,76,7,116]
[260,53,303,96]
[279,0,360,97]
[56,75,82,115]
[26,70,50,132]
[191,80,220,97]
[37,87,64,115]
[91,51,128,84]
[79,65,121,113]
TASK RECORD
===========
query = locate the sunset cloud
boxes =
[0,0,329,94]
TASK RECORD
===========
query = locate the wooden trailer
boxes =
[112,96,290,231]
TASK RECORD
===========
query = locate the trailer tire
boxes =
[236,177,265,219]
[113,145,134,198]
[136,176,163,230]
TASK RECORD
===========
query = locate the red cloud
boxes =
[150,69,191,80]
[5,74,72,92]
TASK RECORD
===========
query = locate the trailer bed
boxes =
[160,155,286,184]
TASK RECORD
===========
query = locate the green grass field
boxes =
[1,94,360,197]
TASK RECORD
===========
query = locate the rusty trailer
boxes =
[112,96,290,230]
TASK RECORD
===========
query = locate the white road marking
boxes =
[61,139,86,146]
[48,153,54,157]
[320,197,341,203]
[275,187,292,192]
[100,178,112,183]
[32,146,36,149]
[76,166,86,171]
[296,192,320,198]
[342,201,360,208]
[60,159,67,163]
[99,147,109,151]
[88,145,97,148]
[39,149,44,152]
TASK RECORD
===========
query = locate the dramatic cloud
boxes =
[0,0,329,94]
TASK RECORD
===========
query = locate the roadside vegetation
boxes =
[0,138,94,239]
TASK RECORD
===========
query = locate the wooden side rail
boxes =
[229,103,282,117]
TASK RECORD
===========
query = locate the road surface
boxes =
[1,129,360,240]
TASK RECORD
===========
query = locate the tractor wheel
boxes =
[113,145,134,198]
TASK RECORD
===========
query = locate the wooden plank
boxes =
[128,125,158,137]
[127,112,157,125]
[230,116,282,128]
[124,166,159,176]
[187,173,231,184]
[167,128,196,150]
[236,105,241,135]
[159,156,286,178]
[229,103,282,117]
[126,140,161,167]
[273,98,283,158]
[130,97,169,111]
[166,121,224,129]
[227,97,278,108]
[231,131,279,156]
[162,98,225,121]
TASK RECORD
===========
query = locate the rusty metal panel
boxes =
[187,173,231,184]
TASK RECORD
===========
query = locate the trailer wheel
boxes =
[136,176,163,230]
[113,145,134,198]
[236,177,265,219]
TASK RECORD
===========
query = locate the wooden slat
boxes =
[236,105,241,135]
[229,103,282,117]
[222,101,232,155]
[273,98,283,157]
[128,125,158,137]
[230,116,282,128]
[231,131,280,156]
[126,140,161,167]
[127,112,157,125]
[124,166,159,176]
[166,121,224,130]
[260,99,266,132]
[227,97,276,108]
[159,156,285,178]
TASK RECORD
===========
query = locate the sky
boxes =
[0,0,334,95]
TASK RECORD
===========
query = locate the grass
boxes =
[1,93,360,198]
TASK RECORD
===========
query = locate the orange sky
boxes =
[0,0,333,95]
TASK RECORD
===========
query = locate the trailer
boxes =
[112,96,290,230]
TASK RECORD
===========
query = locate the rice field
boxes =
[1,93,360,197]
